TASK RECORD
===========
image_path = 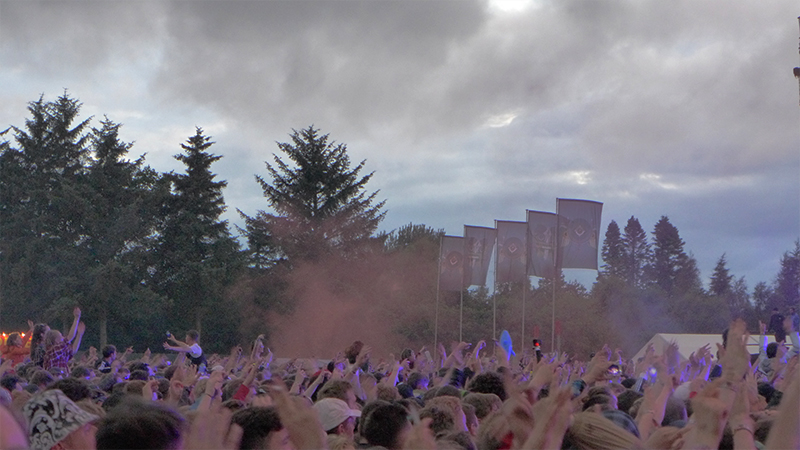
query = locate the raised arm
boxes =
[163,336,191,353]
[70,322,86,354]
[66,307,81,342]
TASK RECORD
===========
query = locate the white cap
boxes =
[313,398,361,432]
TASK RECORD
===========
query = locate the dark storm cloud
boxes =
[0,0,797,287]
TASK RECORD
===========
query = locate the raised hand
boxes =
[684,379,733,449]
[183,405,242,450]
[73,306,81,319]
[270,384,327,450]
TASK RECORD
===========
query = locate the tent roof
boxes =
[632,333,776,363]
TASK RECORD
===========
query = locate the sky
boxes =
[1,0,799,292]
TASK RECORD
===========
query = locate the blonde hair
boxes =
[566,412,642,450]
[44,330,62,348]
[327,434,356,450]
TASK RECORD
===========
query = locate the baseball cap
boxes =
[23,389,99,450]
[313,398,361,432]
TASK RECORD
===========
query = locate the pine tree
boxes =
[0,93,93,326]
[752,281,774,315]
[242,126,385,263]
[650,216,688,296]
[154,128,242,340]
[774,240,800,309]
[600,220,626,280]
[622,216,650,288]
[709,254,733,296]
[81,118,165,346]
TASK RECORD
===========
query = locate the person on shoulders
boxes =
[163,330,206,371]
[1,320,33,366]
[43,308,85,372]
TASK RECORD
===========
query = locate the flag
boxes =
[526,210,558,278]
[439,235,465,291]
[495,220,528,284]
[464,225,497,287]
[556,198,603,270]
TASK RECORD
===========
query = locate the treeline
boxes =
[1,93,798,357]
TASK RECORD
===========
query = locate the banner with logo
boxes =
[495,220,528,284]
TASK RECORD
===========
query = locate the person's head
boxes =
[185,330,200,345]
[564,411,641,450]
[662,396,687,426]
[361,402,411,450]
[582,393,616,412]
[318,380,357,409]
[406,372,429,391]
[314,398,361,439]
[69,366,93,380]
[467,372,506,401]
[400,348,416,363]
[128,370,149,382]
[101,345,117,361]
[30,370,55,390]
[23,389,99,450]
[95,398,183,449]
[327,434,356,450]
[427,396,467,432]
[31,324,49,348]
[49,378,93,403]
[766,342,779,359]
[616,389,643,416]
[7,332,23,347]
[0,374,22,393]
[419,406,455,437]
[343,341,363,365]
[376,385,401,402]
[44,330,64,349]
[462,402,478,437]
[435,385,461,399]
[463,392,502,421]
[231,406,291,450]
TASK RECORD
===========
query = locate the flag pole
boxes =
[522,277,527,350]
[493,220,498,343]
[551,213,559,353]
[522,219,529,349]
[435,235,443,362]
[459,288,464,342]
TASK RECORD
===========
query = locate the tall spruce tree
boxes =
[0,93,93,326]
[600,220,626,280]
[241,126,385,263]
[774,240,800,309]
[81,118,165,346]
[153,128,242,340]
[622,216,650,288]
[650,216,688,296]
[710,254,733,296]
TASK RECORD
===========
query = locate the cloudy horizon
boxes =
[1,0,798,292]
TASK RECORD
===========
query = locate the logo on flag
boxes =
[526,211,557,278]
[464,225,497,287]
[556,199,603,270]
[496,220,527,284]
[439,235,465,291]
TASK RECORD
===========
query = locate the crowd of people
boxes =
[0,306,799,450]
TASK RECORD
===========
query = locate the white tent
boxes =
[632,333,776,363]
